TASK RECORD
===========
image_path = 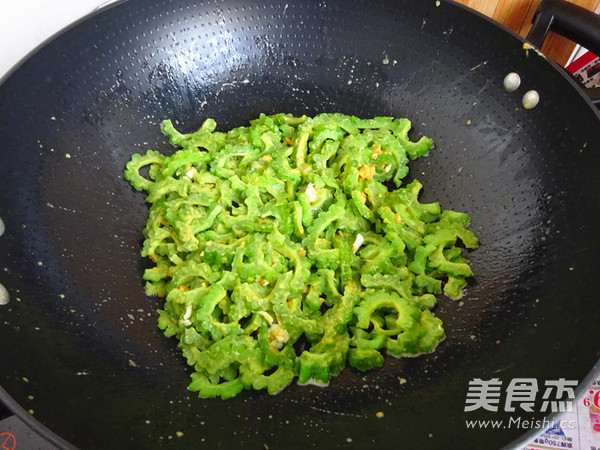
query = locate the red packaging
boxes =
[565,50,600,88]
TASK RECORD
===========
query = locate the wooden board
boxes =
[454,0,600,65]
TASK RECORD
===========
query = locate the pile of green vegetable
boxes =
[125,113,478,399]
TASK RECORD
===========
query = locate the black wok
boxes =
[1,0,599,448]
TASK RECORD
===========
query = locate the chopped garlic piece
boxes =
[182,304,193,321]
[185,167,197,179]
[352,233,365,252]
[268,324,290,350]
[305,183,317,202]
[257,311,274,325]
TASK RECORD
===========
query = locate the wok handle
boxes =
[527,0,600,56]
[527,0,600,106]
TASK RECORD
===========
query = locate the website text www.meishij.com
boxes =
[465,416,577,430]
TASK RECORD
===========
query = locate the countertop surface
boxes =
[0,0,115,79]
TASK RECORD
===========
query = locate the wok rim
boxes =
[0,386,76,450]
[0,0,598,449]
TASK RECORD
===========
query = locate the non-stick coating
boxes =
[0,0,599,449]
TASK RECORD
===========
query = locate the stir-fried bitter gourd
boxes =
[125,113,478,399]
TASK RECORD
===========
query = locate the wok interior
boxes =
[0,0,599,448]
